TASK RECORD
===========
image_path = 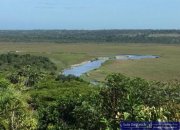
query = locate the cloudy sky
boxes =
[0,0,180,29]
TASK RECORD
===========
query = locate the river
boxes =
[62,55,159,77]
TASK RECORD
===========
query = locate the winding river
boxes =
[62,55,159,77]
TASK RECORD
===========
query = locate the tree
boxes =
[100,73,130,129]
[0,78,37,130]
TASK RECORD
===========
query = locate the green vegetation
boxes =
[0,30,180,129]
[1,30,180,44]
[0,53,179,130]
[1,43,180,82]
[0,53,57,72]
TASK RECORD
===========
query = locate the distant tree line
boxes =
[0,30,180,44]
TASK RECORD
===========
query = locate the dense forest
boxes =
[0,53,179,130]
[1,30,180,44]
[0,53,57,72]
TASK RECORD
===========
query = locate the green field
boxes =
[1,42,180,82]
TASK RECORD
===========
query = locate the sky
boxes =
[0,0,180,30]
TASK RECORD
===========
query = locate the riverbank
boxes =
[1,43,180,81]
[62,55,159,77]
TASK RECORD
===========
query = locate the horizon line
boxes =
[1,29,180,31]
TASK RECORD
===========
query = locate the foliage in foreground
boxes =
[0,53,179,130]
[0,78,37,130]
[36,74,179,130]
[0,73,179,130]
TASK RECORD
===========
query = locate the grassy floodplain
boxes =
[0,42,180,82]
